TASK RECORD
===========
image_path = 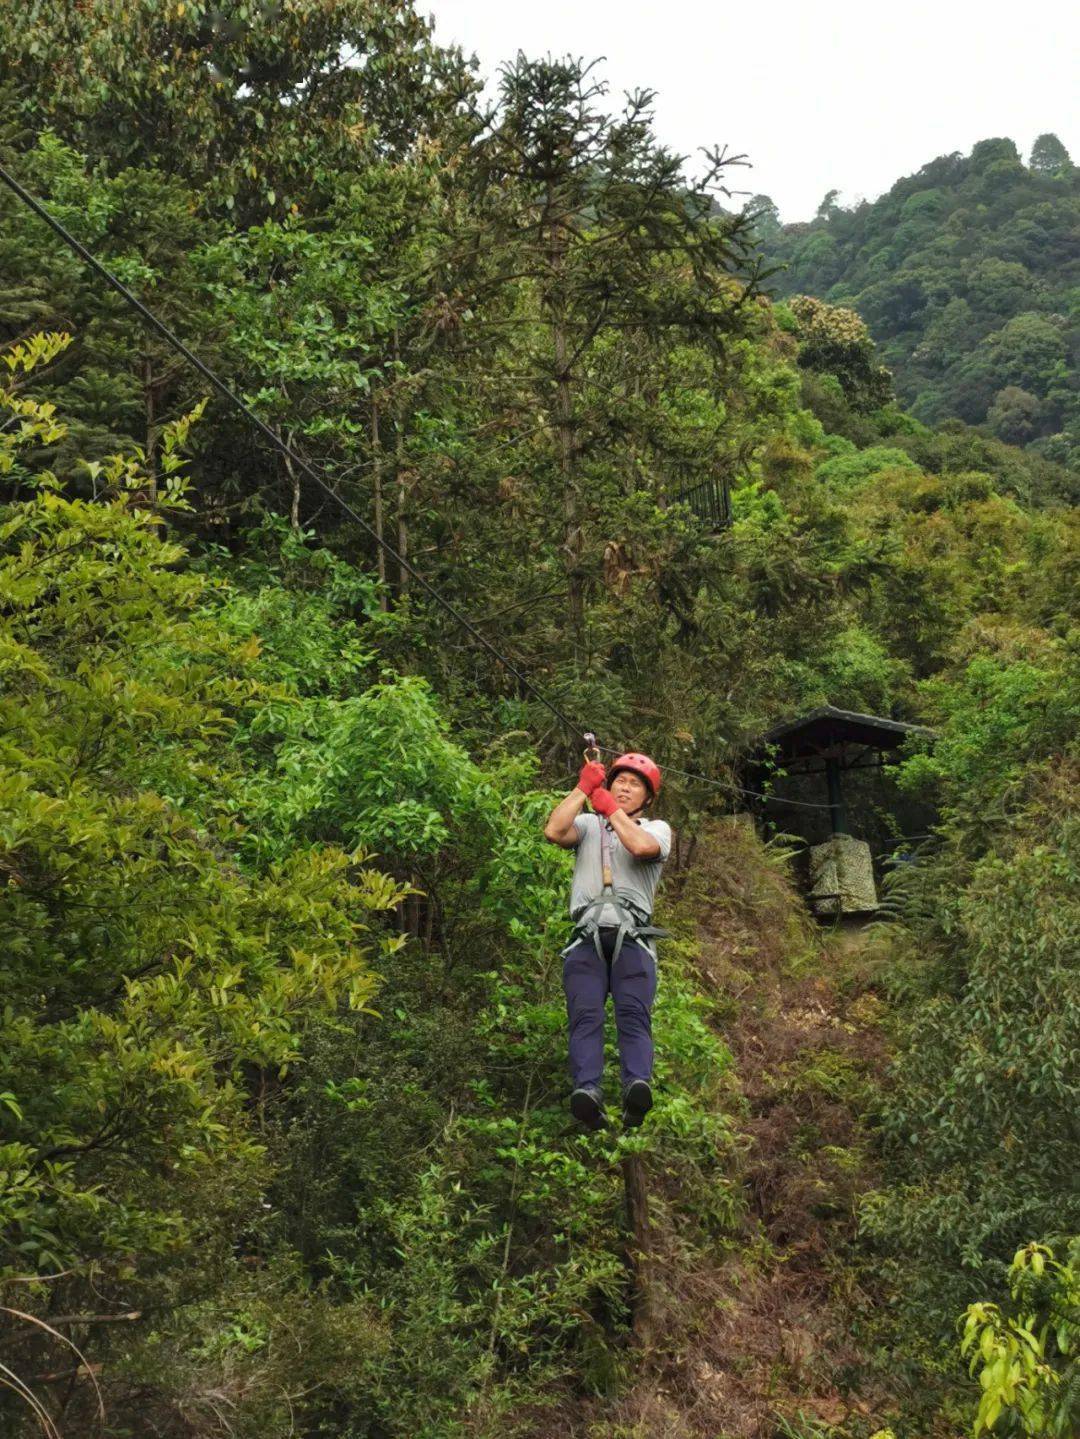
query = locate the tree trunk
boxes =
[283,434,301,534]
[621,1153,655,1344]
[393,325,409,596]
[547,188,584,667]
[142,353,161,528]
[370,395,388,609]
[554,315,584,660]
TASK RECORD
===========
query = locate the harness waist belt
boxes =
[568,889,670,966]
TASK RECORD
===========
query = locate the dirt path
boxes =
[549,823,897,1439]
[676,829,894,1436]
[565,821,897,1438]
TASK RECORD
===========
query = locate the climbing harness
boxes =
[566,734,670,967]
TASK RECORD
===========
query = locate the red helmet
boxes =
[608,752,662,796]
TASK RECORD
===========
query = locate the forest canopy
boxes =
[757,135,1080,473]
[0,5,1077,1437]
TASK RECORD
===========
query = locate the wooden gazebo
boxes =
[748,705,933,915]
[755,705,926,836]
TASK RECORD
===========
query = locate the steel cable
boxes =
[0,162,852,812]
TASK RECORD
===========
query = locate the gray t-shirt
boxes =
[569,813,673,935]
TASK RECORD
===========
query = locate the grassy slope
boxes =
[543,820,898,1439]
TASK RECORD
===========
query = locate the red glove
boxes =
[590,787,619,817]
[577,760,607,796]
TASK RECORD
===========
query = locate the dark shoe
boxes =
[622,1079,653,1128]
[570,1086,607,1131]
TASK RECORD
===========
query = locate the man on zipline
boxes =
[544,752,672,1130]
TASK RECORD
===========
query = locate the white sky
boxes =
[426,0,1080,223]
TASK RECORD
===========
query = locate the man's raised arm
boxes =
[543,761,607,848]
[605,804,661,859]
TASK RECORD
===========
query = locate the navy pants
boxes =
[562,929,657,1092]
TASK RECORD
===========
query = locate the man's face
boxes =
[610,769,650,814]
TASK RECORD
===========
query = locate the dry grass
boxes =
[537,819,897,1438]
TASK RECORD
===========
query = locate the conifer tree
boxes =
[445,54,767,663]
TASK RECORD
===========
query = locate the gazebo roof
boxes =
[757,705,930,763]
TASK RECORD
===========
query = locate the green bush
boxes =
[961,1240,1080,1437]
[861,641,1080,1344]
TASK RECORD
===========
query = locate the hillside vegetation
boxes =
[0,5,1077,1437]
[757,136,1080,474]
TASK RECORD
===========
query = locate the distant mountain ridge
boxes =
[752,135,1080,470]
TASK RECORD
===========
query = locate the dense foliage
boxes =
[861,636,1079,1319]
[757,136,1080,473]
[0,5,1076,1437]
[0,358,744,1434]
[961,1241,1080,1438]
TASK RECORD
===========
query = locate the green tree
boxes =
[961,1240,1080,1437]
[454,53,766,661]
[861,640,1080,1336]
[985,313,1068,395]
[746,192,782,241]
[0,0,471,221]
[759,136,1080,468]
[968,258,1034,318]
[0,341,410,1433]
[1029,133,1072,173]
[789,294,894,411]
[987,385,1042,445]
[0,134,227,486]
[816,187,842,220]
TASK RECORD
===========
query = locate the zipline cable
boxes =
[0,160,581,741]
[0,162,851,813]
[590,743,864,811]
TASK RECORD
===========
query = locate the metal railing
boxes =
[675,474,732,531]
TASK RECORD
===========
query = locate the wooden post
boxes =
[621,1153,654,1343]
[825,752,849,835]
